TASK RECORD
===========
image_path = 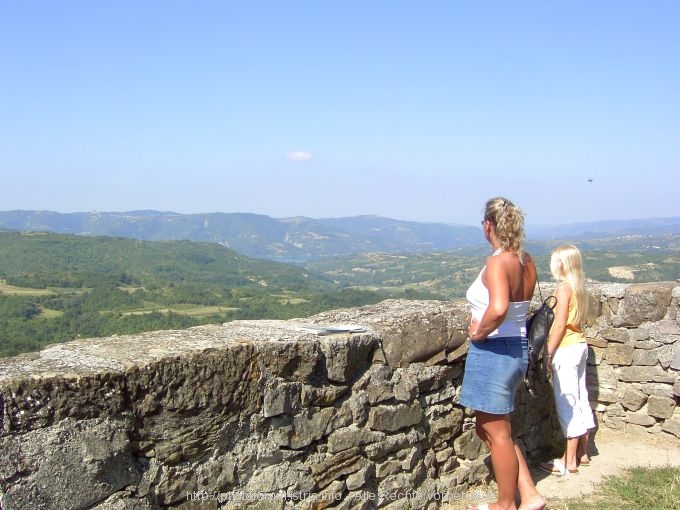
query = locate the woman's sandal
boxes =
[539,458,578,476]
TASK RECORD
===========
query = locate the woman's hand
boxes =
[469,318,484,342]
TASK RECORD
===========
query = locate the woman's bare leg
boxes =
[514,443,545,510]
[475,412,519,510]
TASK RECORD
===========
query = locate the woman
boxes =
[539,245,595,476]
[459,197,545,510]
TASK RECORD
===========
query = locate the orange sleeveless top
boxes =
[558,283,586,349]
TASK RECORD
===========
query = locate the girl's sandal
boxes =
[539,458,578,476]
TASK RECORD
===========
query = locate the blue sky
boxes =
[1,1,678,226]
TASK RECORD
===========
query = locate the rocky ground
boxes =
[441,427,680,509]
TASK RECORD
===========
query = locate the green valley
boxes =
[1,230,678,358]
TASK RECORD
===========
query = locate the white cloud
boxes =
[286,151,313,162]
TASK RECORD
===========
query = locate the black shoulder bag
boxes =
[524,277,557,396]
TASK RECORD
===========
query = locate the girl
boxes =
[540,244,595,476]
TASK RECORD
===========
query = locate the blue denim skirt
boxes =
[459,336,528,414]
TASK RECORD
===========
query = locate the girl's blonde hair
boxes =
[550,244,587,326]
[484,197,525,257]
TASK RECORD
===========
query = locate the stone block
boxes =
[654,343,675,369]
[603,415,626,430]
[625,423,653,436]
[587,335,608,348]
[588,346,605,365]
[346,465,373,491]
[634,339,659,350]
[669,345,680,370]
[0,415,139,510]
[585,291,602,326]
[453,429,487,461]
[421,384,457,406]
[612,283,674,327]
[401,447,422,471]
[601,328,630,344]
[592,363,619,388]
[90,492,156,510]
[375,460,402,478]
[318,334,377,384]
[647,395,676,419]
[310,448,369,489]
[310,300,468,368]
[606,403,626,417]
[467,458,492,485]
[301,384,348,407]
[410,364,459,393]
[0,371,127,436]
[661,419,680,438]
[435,447,454,464]
[365,382,394,406]
[621,387,647,411]
[378,473,414,506]
[632,326,652,342]
[632,348,660,366]
[394,371,419,401]
[367,402,424,433]
[300,480,345,510]
[272,407,337,449]
[604,344,634,365]
[364,430,422,461]
[256,340,322,383]
[649,320,680,344]
[246,462,314,494]
[263,381,302,418]
[625,411,656,427]
[617,366,675,383]
[426,407,463,446]
[594,387,620,404]
[641,382,674,398]
[327,426,385,454]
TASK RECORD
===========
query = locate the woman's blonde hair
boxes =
[484,197,525,256]
[550,244,587,326]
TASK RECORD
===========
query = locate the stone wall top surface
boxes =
[0,299,469,381]
[0,320,363,382]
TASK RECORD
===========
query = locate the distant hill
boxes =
[1,210,679,262]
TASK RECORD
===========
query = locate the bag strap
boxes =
[535,270,545,302]
[536,273,558,309]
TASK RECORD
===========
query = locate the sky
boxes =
[1,1,678,226]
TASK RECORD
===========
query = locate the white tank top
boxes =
[466,249,530,338]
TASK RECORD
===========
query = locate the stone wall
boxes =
[0,282,678,510]
[583,282,680,438]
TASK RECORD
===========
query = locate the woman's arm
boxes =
[545,282,571,357]
[469,255,509,341]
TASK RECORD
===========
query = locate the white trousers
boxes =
[551,342,595,438]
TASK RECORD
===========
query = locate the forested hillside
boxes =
[0,232,415,357]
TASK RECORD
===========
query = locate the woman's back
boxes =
[491,251,536,303]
